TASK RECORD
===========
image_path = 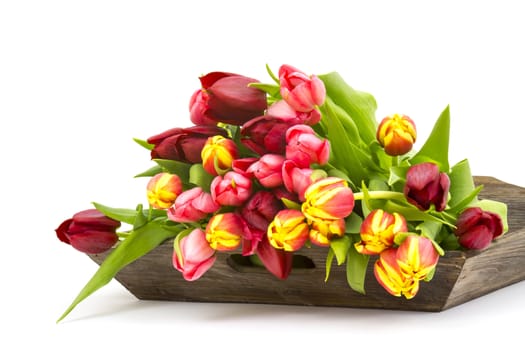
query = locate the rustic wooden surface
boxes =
[89,176,525,312]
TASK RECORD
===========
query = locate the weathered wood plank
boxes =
[89,176,525,311]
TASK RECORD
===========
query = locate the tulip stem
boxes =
[353,191,406,202]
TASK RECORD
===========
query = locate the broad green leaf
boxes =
[346,244,369,294]
[281,197,301,210]
[416,220,442,241]
[153,159,191,183]
[56,219,183,323]
[345,212,363,234]
[134,164,163,178]
[330,235,351,265]
[448,159,478,209]
[319,72,378,144]
[133,137,154,151]
[410,105,450,172]
[189,164,214,190]
[248,82,280,98]
[93,202,166,226]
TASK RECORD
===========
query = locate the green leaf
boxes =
[133,137,154,151]
[410,105,450,172]
[153,159,191,183]
[248,82,280,98]
[330,235,351,265]
[345,213,363,234]
[189,164,214,191]
[346,244,369,294]
[416,220,442,241]
[318,72,378,145]
[56,219,182,323]
[281,197,301,210]
[325,248,335,282]
[265,63,279,84]
[92,202,166,226]
[134,164,163,178]
[448,159,478,209]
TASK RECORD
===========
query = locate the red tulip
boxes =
[55,209,120,254]
[240,115,297,156]
[255,234,293,280]
[404,162,450,212]
[454,207,504,250]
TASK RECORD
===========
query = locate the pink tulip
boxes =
[282,160,326,201]
[278,64,326,112]
[454,207,504,250]
[246,153,285,188]
[285,124,330,168]
[210,171,252,206]
[189,89,216,126]
[267,99,321,125]
[167,187,220,223]
[173,228,217,281]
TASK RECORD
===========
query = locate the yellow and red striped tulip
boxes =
[201,135,239,176]
[376,113,417,156]
[355,209,407,255]
[146,172,183,209]
[267,209,309,251]
[396,235,439,281]
[301,177,354,222]
[308,218,345,247]
[374,248,420,299]
[205,213,244,251]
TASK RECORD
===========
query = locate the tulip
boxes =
[197,71,268,125]
[189,89,216,126]
[282,160,327,201]
[267,209,309,251]
[240,115,297,156]
[255,234,293,280]
[396,235,439,281]
[302,177,355,222]
[285,124,330,168]
[278,64,326,112]
[147,125,228,164]
[454,207,504,250]
[309,218,345,247]
[246,153,285,188]
[232,157,258,178]
[167,187,220,223]
[374,248,420,299]
[173,228,217,281]
[376,114,417,156]
[404,162,450,212]
[146,172,183,209]
[201,135,239,176]
[210,171,252,207]
[267,100,321,126]
[205,213,244,251]
[55,209,120,254]
[355,209,408,255]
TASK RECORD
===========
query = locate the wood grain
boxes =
[89,176,525,312]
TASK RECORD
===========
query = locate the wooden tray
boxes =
[89,176,525,312]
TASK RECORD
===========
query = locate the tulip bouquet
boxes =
[55,64,509,322]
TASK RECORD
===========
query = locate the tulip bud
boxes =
[146,172,183,209]
[55,209,120,254]
[210,171,252,207]
[167,187,220,223]
[198,71,268,125]
[241,191,283,232]
[374,248,420,299]
[404,162,450,212]
[286,124,330,168]
[267,100,321,126]
[309,218,345,247]
[246,153,285,188]
[279,64,326,112]
[282,160,327,201]
[376,114,417,156]
[173,228,217,281]
[201,135,239,176]
[302,177,355,222]
[355,209,407,255]
[147,126,228,164]
[240,115,297,156]
[205,213,244,251]
[454,207,504,250]
[267,209,309,251]
[396,235,439,281]
[189,89,216,126]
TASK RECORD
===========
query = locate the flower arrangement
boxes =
[55,64,509,322]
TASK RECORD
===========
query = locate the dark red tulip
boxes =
[197,72,268,125]
[147,125,227,164]
[55,209,120,254]
[404,162,450,212]
[255,235,293,280]
[455,207,504,250]
[241,115,298,155]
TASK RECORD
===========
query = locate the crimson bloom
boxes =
[196,71,268,125]
[147,125,227,164]
[240,115,297,156]
[173,228,217,281]
[404,162,450,212]
[55,209,120,254]
[454,207,504,250]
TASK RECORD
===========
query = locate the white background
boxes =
[1,0,524,349]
